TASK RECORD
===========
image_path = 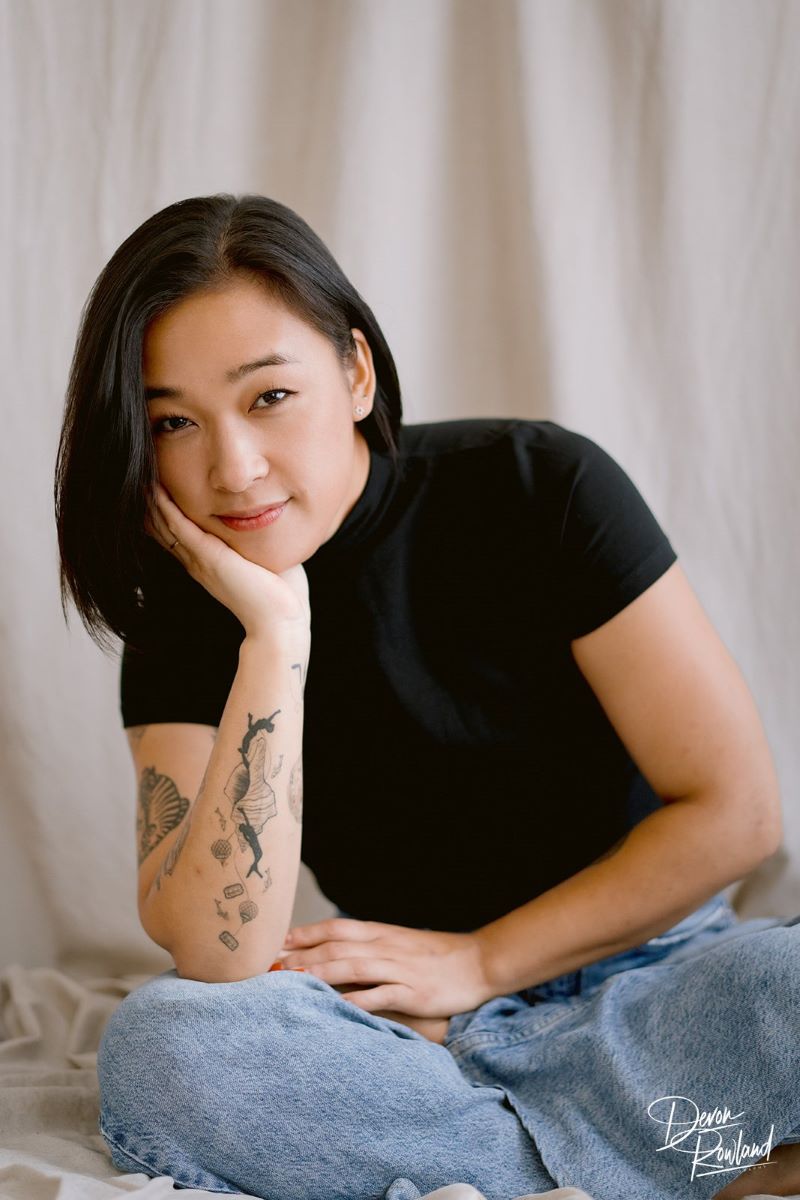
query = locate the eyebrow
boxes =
[144,352,301,401]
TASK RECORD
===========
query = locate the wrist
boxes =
[240,626,310,663]
[470,927,503,1004]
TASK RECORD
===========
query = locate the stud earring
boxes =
[354,403,366,418]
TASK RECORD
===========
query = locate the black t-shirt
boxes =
[120,418,678,932]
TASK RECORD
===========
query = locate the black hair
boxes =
[54,192,403,653]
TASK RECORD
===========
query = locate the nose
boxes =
[207,424,269,495]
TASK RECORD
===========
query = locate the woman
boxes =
[55,193,800,1200]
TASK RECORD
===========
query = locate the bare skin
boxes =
[373,1012,449,1043]
[711,1142,800,1198]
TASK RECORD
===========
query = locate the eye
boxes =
[151,413,191,435]
[151,390,294,435]
[252,389,292,409]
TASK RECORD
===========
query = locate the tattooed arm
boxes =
[130,632,308,984]
[130,722,217,916]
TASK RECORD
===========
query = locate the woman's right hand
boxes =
[145,483,311,646]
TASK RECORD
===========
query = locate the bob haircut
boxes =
[55,192,403,654]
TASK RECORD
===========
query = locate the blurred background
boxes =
[1,0,798,977]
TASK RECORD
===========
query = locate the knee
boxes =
[741,924,800,1003]
[695,924,800,1028]
[97,967,331,1120]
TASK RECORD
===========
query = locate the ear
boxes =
[348,328,376,415]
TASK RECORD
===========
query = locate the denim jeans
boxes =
[97,891,800,1200]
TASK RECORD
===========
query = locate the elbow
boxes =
[746,777,784,861]
[163,915,289,984]
[140,887,290,984]
[139,891,174,956]
[684,779,784,876]
[727,787,784,871]
[751,803,784,863]
[170,946,282,985]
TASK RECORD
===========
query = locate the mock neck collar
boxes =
[305,444,401,564]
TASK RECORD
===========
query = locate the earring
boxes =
[354,403,366,418]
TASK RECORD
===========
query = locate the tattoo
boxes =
[290,661,307,712]
[197,763,210,798]
[196,727,218,798]
[203,712,281,952]
[153,806,193,892]
[288,757,303,825]
[145,710,286,958]
[215,866,273,950]
[127,725,149,745]
[137,767,191,866]
[216,711,280,879]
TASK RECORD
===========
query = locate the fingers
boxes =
[144,501,172,551]
[288,956,404,989]
[144,484,191,559]
[280,939,378,969]
[339,984,403,1012]
[283,918,384,947]
[143,485,172,548]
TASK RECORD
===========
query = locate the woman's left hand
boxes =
[275,917,493,1019]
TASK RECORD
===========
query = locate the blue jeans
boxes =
[97,892,800,1200]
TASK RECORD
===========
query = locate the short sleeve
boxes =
[556,430,678,640]
[119,547,244,728]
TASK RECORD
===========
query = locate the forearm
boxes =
[473,792,779,999]
[143,633,307,983]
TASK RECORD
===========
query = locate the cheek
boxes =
[153,444,201,515]
[152,444,179,494]
[305,416,355,482]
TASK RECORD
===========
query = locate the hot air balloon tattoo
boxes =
[137,767,191,867]
[221,711,280,878]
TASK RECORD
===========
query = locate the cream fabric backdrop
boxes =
[1,0,798,977]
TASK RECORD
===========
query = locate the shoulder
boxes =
[398,416,582,458]
[398,420,604,470]
[396,417,607,504]
[397,417,597,476]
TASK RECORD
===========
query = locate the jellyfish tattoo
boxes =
[223,710,280,878]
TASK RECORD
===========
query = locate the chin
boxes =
[237,534,321,575]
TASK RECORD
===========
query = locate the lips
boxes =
[216,501,289,531]
[216,502,286,518]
